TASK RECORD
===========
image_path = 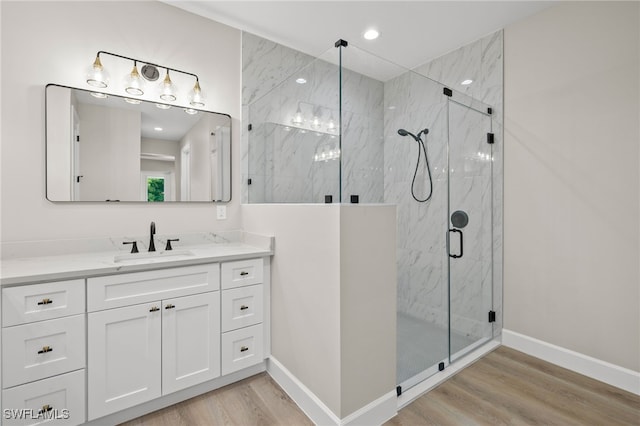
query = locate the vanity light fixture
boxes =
[124,61,145,95]
[159,69,177,101]
[291,106,304,126]
[86,55,109,88]
[189,80,205,107]
[85,51,207,112]
[326,116,337,133]
[310,115,321,130]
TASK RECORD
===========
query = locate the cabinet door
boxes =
[162,292,220,395]
[87,302,161,421]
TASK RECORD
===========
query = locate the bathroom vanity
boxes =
[0,232,272,425]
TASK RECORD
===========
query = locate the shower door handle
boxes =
[448,229,463,258]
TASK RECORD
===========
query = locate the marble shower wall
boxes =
[390,30,504,338]
[243,32,384,203]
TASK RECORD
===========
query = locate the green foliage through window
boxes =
[147,177,165,202]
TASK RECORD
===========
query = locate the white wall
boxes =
[340,205,396,417]
[0,1,241,242]
[242,204,397,419]
[504,2,639,372]
[242,204,342,414]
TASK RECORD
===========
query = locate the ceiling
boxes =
[165,1,553,72]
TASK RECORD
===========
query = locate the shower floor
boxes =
[397,312,475,384]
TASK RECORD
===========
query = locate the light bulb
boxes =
[189,80,205,107]
[310,115,321,130]
[159,70,177,101]
[291,107,304,126]
[327,117,337,133]
[86,56,109,88]
[124,62,144,96]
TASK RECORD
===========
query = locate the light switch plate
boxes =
[216,205,227,220]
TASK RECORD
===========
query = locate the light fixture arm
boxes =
[96,51,200,82]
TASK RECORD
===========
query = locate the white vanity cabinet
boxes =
[1,280,87,426]
[86,264,221,420]
[1,254,270,426]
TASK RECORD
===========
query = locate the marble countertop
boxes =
[0,231,274,286]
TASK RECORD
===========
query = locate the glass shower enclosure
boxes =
[246,40,497,392]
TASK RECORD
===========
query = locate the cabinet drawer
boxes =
[2,315,85,388]
[221,324,264,376]
[221,284,263,332]
[2,369,85,426]
[87,263,219,311]
[221,258,263,289]
[2,280,85,327]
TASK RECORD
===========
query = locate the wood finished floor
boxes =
[121,346,640,426]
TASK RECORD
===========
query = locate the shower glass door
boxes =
[447,98,494,361]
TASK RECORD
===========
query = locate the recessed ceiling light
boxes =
[461,79,473,85]
[154,127,163,131]
[295,77,307,84]
[363,29,379,40]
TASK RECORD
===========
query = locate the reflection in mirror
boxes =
[46,84,231,202]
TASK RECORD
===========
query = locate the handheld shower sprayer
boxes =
[397,127,433,203]
[398,128,429,141]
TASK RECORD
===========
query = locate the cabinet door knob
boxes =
[37,346,53,354]
[240,271,249,276]
[240,305,249,311]
[165,304,176,310]
[37,298,53,305]
[149,306,160,312]
[240,346,249,352]
[38,404,53,414]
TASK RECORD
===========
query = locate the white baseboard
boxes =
[267,357,397,426]
[502,329,640,395]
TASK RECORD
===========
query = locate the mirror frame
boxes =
[45,83,232,203]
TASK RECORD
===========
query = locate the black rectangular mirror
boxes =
[46,84,231,202]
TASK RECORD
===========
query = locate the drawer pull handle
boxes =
[240,271,249,276]
[38,405,53,414]
[37,298,53,305]
[165,304,176,310]
[149,306,160,312]
[240,305,249,311]
[240,346,249,352]
[37,346,53,354]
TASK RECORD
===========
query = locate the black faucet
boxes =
[149,221,156,252]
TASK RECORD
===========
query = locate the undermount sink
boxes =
[113,249,195,264]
